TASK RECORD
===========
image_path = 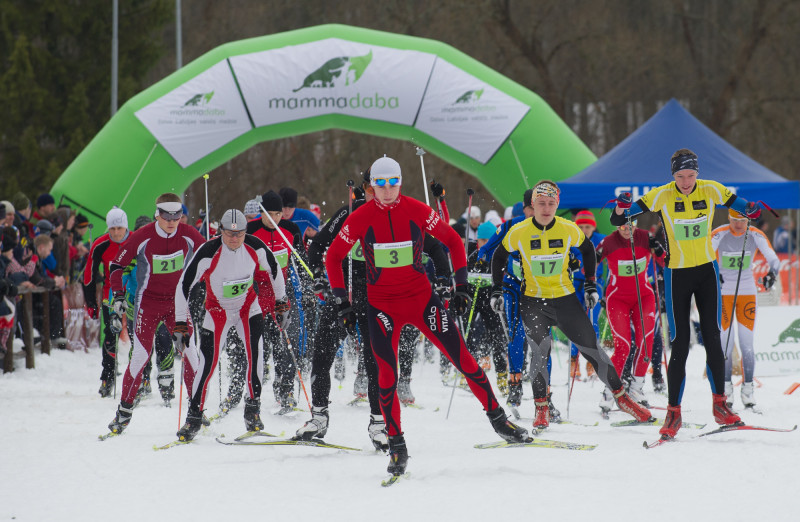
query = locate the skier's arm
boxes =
[477,220,512,262]
[611,200,648,227]
[249,235,286,311]
[307,205,348,272]
[82,241,104,312]
[325,214,361,298]
[578,236,597,282]
[109,232,142,295]
[424,205,467,285]
[753,229,781,273]
[423,234,451,278]
[491,244,510,287]
[175,240,216,323]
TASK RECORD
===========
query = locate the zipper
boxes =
[388,210,396,242]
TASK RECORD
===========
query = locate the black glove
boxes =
[568,251,581,273]
[275,297,291,329]
[490,285,504,314]
[449,283,471,316]
[335,297,357,335]
[353,187,365,200]
[719,272,724,285]
[473,257,489,273]
[430,180,445,199]
[172,321,190,353]
[109,293,127,334]
[312,269,329,300]
[762,270,777,290]
[649,236,664,257]
[584,280,599,310]
[435,276,452,301]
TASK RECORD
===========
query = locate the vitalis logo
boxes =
[183,91,215,106]
[293,51,373,92]
[376,312,392,333]
[454,88,484,104]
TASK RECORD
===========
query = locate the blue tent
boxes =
[559,99,800,209]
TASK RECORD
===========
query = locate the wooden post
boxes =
[41,290,51,355]
[23,292,35,369]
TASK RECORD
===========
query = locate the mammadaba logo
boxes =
[270,50,398,110]
[442,87,495,113]
[170,91,225,116]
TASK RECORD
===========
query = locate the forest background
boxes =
[1,0,798,221]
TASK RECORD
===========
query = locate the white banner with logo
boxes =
[414,58,529,164]
[749,306,800,376]
[229,38,436,127]
[134,60,253,168]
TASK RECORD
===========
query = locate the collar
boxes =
[673,181,698,196]
[374,195,402,211]
[155,223,177,238]
[531,216,556,231]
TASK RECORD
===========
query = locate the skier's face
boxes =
[221,228,245,250]
[673,169,698,195]
[156,213,180,235]
[108,226,127,243]
[729,216,748,234]
[618,223,634,240]
[532,196,558,224]
[374,184,400,205]
[261,211,283,230]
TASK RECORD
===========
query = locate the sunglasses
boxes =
[158,210,182,221]
[222,229,246,238]
[372,177,401,187]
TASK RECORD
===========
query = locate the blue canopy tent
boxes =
[559,99,800,209]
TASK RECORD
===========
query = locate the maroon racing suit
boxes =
[109,222,205,404]
[325,195,499,437]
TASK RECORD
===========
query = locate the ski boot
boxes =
[177,406,203,441]
[141,376,152,396]
[398,376,415,405]
[659,405,682,439]
[532,399,549,431]
[628,376,649,406]
[158,372,175,406]
[108,401,134,434]
[613,387,652,422]
[547,391,561,423]
[277,392,297,415]
[295,406,329,440]
[652,368,666,393]
[741,382,757,408]
[353,370,368,399]
[334,356,346,382]
[487,406,531,443]
[724,381,734,408]
[496,371,509,396]
[243,397,264,432]
[599,387,615,416]
[713,393,742,425]
[368,413,389,452]
[569,356,581,379]
[387,434,409,476]
[98,379,114,398]
[478,356,491,371]
[507,374,523,408]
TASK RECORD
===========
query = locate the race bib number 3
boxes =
[374,241,413,268]
[618,257,647,276]
[675,217,708,241]
[223,277,252,298]
[152,251,184,274]
[529,254,564,277]
[721,251,752,270]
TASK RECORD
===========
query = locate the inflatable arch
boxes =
[52,24,596,228]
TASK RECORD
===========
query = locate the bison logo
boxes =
[454,88,484,104]
[293,50,373,92]
[773,318,800,346]
[183,91,215,107]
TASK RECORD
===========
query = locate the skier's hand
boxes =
[85,305,98,320]
[110,293,127,318]
[275,297,291,314]
[172,321,190,352]
[649,236,664,257]
[435,276,452,302]
[568,251,581,273]
[584,279,599,310]
[312,270,330,300]
[430,180,445,199]
[335,297,357,336]
[474,257,489,273]
[762,270,777,290]
[276,310,291,330]
[616,192,633,210]
[744,201,761,220]
[490,285,504,314]
[450,283,472,316]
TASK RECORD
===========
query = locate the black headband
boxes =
[671,153,698,175]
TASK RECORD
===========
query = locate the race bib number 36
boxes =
[273,248,288,269]
[350,241,364,262]
[223,277,252,298]
[152,251,184,274]
[721,251,752,270]
[529,254,564,277]
[618,257,647,276]
[675,216,708,241]
[374,241,413,268]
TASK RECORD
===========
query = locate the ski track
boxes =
[1,342,798,521]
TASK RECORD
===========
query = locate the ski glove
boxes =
[85,305,98,320]
[616,192,633,210]
[450,283,472,316]
[435,276,452,302]
[275,298,291,330]
[762,270,777,290]
[584,280,599,310]
[568,251,581,273]
[172,321,190,353]
[312,269,329,300]
[110,293,127,318]
[744,201,761,220]
[490,285,505,314]
[430,181,445,199]
[649,236,664,257]
[335,297,357,336]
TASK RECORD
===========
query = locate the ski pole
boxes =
[271,313,312,412]
[651,260,670,370]
[626,216,650,363]
[464,189,474,257]
[254,196,315,279]
[347,180,354,303]
[723,216,751,360]
[203,174,211,239]
[416,147,430,207]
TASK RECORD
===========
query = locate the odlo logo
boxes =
[183,91,215,107]
[453,88,484,104]
[427,306,449,333]
[293,51,373,92]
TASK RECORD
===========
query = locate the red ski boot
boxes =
[614,387,652,422]
[712,393,742,425]
[532,399,549,431]
[659,405,682,438]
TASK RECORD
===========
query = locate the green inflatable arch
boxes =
[52,24,595,229]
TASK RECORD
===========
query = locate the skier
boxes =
[611,148,760,439]
[106,193,205,434]
[325,155,529,476]
[173,209,287,441]
[492,180,652,431]
[595,219,665,412]
[84,207,129,398]
[711,208,779,409]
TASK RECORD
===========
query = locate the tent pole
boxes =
[509,139,530,189]
[119,142,159,209]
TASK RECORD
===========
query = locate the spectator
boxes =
[279,187,320,237]
[1,200,14,227]
[32,193,56,225]
[773,215,796,254]
[180,204,189,225]
[11,192,35,247]
[53,207,77,281]
[1,227,20,354]
[243,199,260,220]
[74,214,91,242]
[32,234,66,346]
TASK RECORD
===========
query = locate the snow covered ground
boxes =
[2,335,799,522]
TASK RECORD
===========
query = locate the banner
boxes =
[751,306,800,376]
[414,58,529,164]
[134,60,253,167]
[229,38,436,127]
[752,252,799,305]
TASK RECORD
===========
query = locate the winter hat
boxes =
[369,155,402,187]
[512,202,524,218]
[477,221,497,240]
[37,193,55,208]
[261,191,284,213]
[279,187,298,208]
[574,210,596,228]
[106,207,128,229]
[37,219,54,236]
[2,226,18,252]
[11,192,30,212]
[220,209,247,232]
[523,189,533,208]
[243,199,261,216]
[671,149,698,175]
[503,206,514,221]
[309,203,321,219]
[134,215,152,230]
[484,210,502,226]
[181,204,188,216]
[75,214,90,227]
[0,200,14,216]
[468,206,481,219]
[728,208,747,220]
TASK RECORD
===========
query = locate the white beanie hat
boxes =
[0,200,14,216]
[106,206,128,229]
[468,206,481,219]
[369,155,402,186]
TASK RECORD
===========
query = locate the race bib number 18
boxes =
[152,251,184,274]
[675,216,708,241]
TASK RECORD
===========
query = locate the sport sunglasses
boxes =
[372,177,401,187]
[158,209,182,221]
